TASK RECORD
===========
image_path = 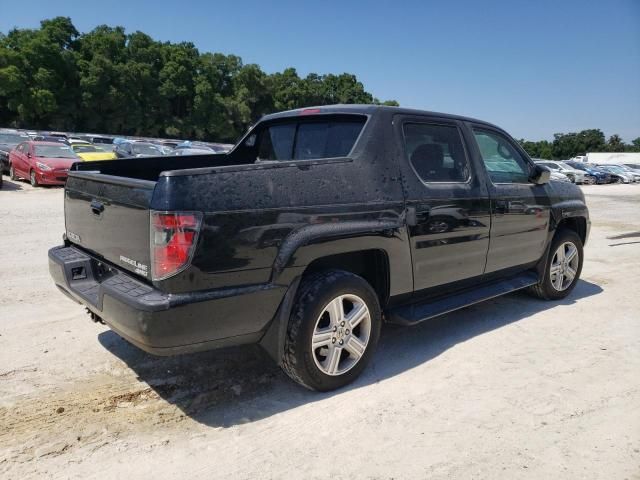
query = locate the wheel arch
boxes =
[261,219,413,365]
[557,216,588,245]
[303,249,390,308]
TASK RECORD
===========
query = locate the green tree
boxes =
[0,17,79,129]
[606,134,625,152]
[0,18,397,141]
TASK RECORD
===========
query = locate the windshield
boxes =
[540,162,559,170]
[0,133,28,145]
[73,145,103,153]
[132,143,163,155]
[604,166,624,174]
[34,145,78,159]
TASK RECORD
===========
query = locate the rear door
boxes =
[396,115,491,292]
[468,125,551,273]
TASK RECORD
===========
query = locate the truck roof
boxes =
[261,104,502,130]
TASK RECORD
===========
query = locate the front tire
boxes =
[281,270,382,391]
[30,170,39,187]
[9,165,18,181]
[528,229,583,300]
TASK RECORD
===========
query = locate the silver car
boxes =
[534,159,586,184]
[611,164,640,182]
[595,165,636,183]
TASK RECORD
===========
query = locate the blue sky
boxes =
[2,0,638,141]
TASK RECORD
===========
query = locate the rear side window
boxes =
[403,123,470,182]
[256,117,365,161]
[259,124,296,160]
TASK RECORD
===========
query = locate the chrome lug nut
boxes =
[339,339,344,345]
[332,337,336,343]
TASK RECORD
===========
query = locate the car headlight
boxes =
[36,162,52,171]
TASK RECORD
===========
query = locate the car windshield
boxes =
[73,145,102,153]
[132,143,163,155]
[558,162,574,170]
[34,145,78,159]
[0,133,28,145]
[604,166,624,174]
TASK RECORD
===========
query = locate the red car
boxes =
[9,141,79,187]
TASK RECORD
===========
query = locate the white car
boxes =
[534,160,586,184]
[549,170,572,183]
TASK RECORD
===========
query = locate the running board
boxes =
[386,272,539,326]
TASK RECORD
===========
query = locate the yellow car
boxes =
[70,143,117,161]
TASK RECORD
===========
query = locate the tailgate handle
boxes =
[90,199,105,216]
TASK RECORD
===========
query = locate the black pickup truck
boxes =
[49,105,589,391]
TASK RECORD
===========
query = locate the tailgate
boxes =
[64,172,156,280]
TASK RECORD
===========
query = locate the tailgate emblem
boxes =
[67,231,81,243]
[119,255,149,277]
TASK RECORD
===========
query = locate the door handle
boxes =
[90,199,104,216]
[406,206,417,226]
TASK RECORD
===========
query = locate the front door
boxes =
[469,126,551,273]
[396,116,491,293]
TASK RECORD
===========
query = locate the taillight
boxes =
[150,211,202,281]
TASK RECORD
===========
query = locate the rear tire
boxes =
[9,165,17,181]
[30,170,39,187]
[528,229,583,300]
[281,270,382,391]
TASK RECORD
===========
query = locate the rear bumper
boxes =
[48,245,286,355]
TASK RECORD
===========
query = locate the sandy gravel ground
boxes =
[0,179,638,479]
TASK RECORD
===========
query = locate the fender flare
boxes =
[271,219,402,279]
[259,276,301,365]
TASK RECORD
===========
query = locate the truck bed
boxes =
[71,153,237,181]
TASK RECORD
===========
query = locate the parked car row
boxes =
[0,127,234,188]
[534,159,640,185]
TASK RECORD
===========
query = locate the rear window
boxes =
[256,117,366,161]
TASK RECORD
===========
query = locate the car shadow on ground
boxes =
[98,279,602,428]
[0,179,24,191]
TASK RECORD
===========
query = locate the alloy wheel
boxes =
[549,241,579,291]
[311,294,372,376]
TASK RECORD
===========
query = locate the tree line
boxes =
[519,129,640,160]
[1,18,637,152]
[0,17,397,142]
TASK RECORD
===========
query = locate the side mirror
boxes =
[530,164,550,185]
[27,152,32,158]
